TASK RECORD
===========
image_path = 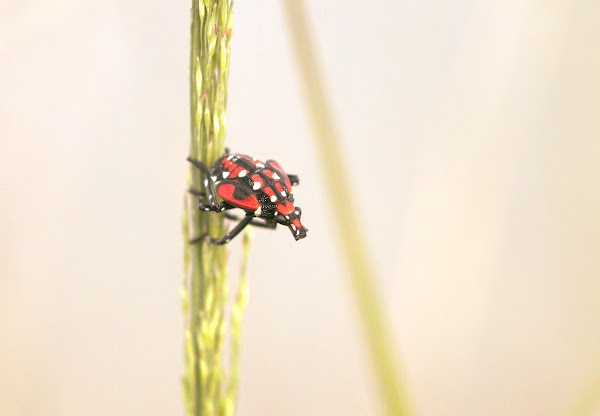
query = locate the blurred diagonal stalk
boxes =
[281,2,412,415]
[182,1,248,416]
[562,364,600,416]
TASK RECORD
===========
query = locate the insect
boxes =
[187,151,308,245]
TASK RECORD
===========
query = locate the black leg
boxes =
[287,174,300,186]
[187,187,204,197]
[189,215,254,245]
[187,157,222,212]
[198,201,234,212]
[187,187,235,213]
[224,212,277,229]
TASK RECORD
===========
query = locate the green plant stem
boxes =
[223,228,252,415]
[183,1,243,416]
[561,362,600,416]
[281,2,412,415]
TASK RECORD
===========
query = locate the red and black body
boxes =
[187,152,307,244]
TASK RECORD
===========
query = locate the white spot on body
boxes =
[204,179,209,186]
[253,182,261,190]
[281,191,287,197]
[295,210,300,215]
[272,173,280,180]
[256,163,265,168]
[222,171,229,179]
[239,170,247,177]
[211,176,217,182]
[270,195,277,202]
[227,155,234,160]
[254,207,262,216]
[291,224,296,230]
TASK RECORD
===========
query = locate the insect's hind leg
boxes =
[189,215,254,245]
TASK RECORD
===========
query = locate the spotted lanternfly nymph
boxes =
[187,151,308,245]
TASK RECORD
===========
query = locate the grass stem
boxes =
[281,2,413,415]
[561,362,600,416]
[182,2,245,415]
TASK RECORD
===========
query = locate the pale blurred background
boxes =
[2,1,600,415]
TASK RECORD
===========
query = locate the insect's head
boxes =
[276,201,308,241]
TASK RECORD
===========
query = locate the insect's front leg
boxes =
[189,215,254,245]
[223,212,277,229]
